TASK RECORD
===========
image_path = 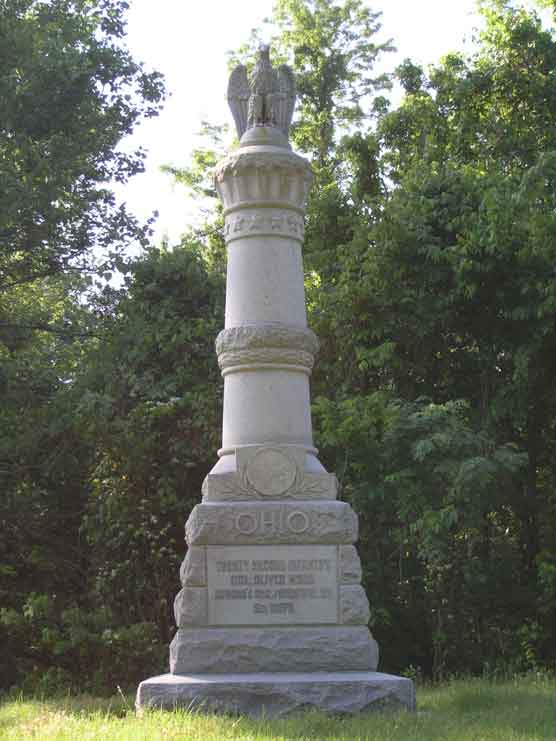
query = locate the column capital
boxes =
[214,144,313,217]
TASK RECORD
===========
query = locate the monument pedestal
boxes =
[137,672,415,717]
[136,47,414,716]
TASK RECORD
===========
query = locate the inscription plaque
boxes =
[207,545,338,625]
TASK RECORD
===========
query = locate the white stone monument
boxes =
[136,46,415,716]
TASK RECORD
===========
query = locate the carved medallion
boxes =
[245,447,297,497]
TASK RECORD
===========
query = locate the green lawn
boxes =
[1,675,555,740]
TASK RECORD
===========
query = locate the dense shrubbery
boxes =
[1,595,164,694]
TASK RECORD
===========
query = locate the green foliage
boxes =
[0,0,166,694]
[272,0,394,165]
[77,243,224,645]
[1,241,224,693]
[314,393,530,676]
[3,0,556,694]
[0,274,97,691]
[0,593,164,694]
[0,0,165,292]
[160,122,228,273]
[162,122,228,201]
[229,0,393,283]
[313,0,556,674]
[272,0,393,283]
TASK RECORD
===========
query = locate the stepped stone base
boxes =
[170,626,378,674]
[136,671,416,717]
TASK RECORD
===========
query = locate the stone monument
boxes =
[136,45,415,717]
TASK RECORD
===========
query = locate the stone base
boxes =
[136,671,415,718]
[170,626,378,674]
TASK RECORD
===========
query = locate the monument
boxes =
[136,46,415,716]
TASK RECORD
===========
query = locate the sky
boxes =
[112,0,518,246]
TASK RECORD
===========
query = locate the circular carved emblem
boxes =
[245,448,297,497]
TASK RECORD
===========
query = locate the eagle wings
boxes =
[227,65,250,139]
[227,48,296,140]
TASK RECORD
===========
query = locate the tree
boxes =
[0,240,225,693]
[0,0,165,294]
[315,0,556,673]
[272,0,392,166]
[160,121,229,275]
[226,0,392,285]
[271,0,393,283]
[76,241,224,652]
[0,272,99,689]
[0,0,166,692]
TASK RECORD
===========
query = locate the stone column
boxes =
[212,135,319,467]
[136,46,415,717]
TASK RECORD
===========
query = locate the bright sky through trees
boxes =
[115,0,533,245]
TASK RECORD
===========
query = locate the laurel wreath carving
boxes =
[216,324,319,357]
[203,471,338,501]
[218,348,315,371]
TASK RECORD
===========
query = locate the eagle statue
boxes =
[227,45,296,140]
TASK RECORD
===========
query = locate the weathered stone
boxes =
[244,447,298,496]
[179,547,207,587]
[217,328,317,379]
[174,588,208,627]
[215,149,313,217]
[296,472,338,499]
[185,501,358,546]
[206,544,338,626]
[202,470,338,501]
[136,671,416,717]
[137,49,415,717]
[340,585,370,625]
[226,47,296,140]
[169,626,378,674]
[340,545,362,584]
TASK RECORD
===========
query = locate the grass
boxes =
[1,675,555,740]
